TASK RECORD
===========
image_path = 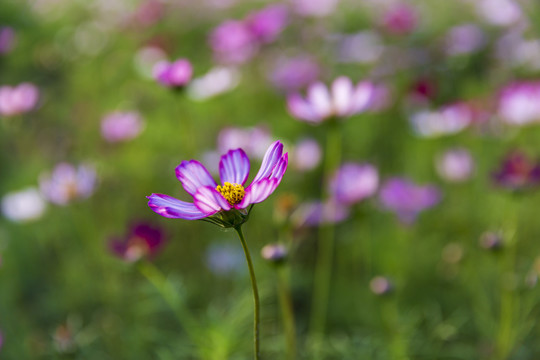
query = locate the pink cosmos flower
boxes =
[287,77,373,124]
[329,163,378,205]
[380,178,441,224]
[109,222,165,262]
[381,4,418,35]
[0,83,39,117]
[101,111,144,142]
[39,163,97,205]
[493,151,540,190]
[498,81,540,126]
[209,20,258,65]
[0,27,15,54]
[148,141,288,227]
[245,4,289,44]
[409,102,476,137]
[269,56,320,92]
[436,148,475,183]
[153,58,193,88]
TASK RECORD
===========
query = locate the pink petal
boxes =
[331,77,353,116]
[253,140,283,182]
[147,193,208,219]
[307,82,332,119]
[193,186,231,214]
[175,160,217,196]
[219,148,250,185]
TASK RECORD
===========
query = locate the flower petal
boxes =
[193,186,231,215]
[269,152,288,183]
[252,140,283,183]
[238,178,278,208]
[219,148,250,185]
[175,160,217,196]
[332,76,354,116]
[349,81,373,114]
[287,94,321,123]
[147,193,208,220]
[307,82,332,119]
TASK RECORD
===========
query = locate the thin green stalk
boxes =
[309,121,342,349]
[277,266,297,360]
[494,196,520,360]
[235,226,261,360]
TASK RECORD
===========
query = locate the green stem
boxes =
[309,121,342,348]
[277,266,297,360]
[235,226,261,360]
[495,196,520,360]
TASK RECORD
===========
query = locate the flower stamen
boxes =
[216,182,245,206]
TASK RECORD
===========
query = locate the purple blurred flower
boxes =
[381,4,418,35]
[1,187,46,222]
[101,111,144,142]
[246,4,288,44]
[148,141,288,227]
[292,0,339,17]
[205,242,245,276]
[39,163,97,205]
[0,83,39,117]
[380,178,441,224]
[261,243,287,263]
[153,58,193,88]
[218,125,273,159]
[329,163,378,205]
[444,24,485,56]
[493,151,540,190]
[109,222,165,262]
[475,0,522,27]
[287,77,373,124]
[498,81,540,126]
[370,276,393,295]
[269,56,319,92]
[0,27,15,54]
[436,148,475,183]
[410,102,475,137]
[292,138,322,172]
[291,200,350,227]
[131,0,164,27]
[209,20,258,65]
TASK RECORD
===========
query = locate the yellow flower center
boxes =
[216,182,245,206]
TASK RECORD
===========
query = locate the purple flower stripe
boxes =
[175,160,217,196]
[147,193,207,219]
[253,140,284,182]
[219,148,250,185]
[194,186,232,214]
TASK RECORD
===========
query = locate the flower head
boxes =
[153,58,193,88]
[101,111,144,142]
[498,81,540,126]
[209,20,258,65]
[0,83,39,117]
[1,187,46,222]
[493,151,540,190]
[287,77,373,124]
[379,178,441,224]
[39,163,97,205]
[245,4,288,44]
[435,148,475,183]
[148,140,288,228]
[261,243,287,264]
[109,222,165,262]
[329,162,379,205]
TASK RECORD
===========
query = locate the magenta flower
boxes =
[409,102,475,137]
[209,20,258,65]
[329,163,379,206]
[0,27,15,55]
[269,56,320,92]
[101,111,144,142]
[153,58,193,88]
[287,77,373,124]
[245,4,289,44]
[148,141,288,227]
[436,148,475,183]
[39,163,97,205]
[381,4,418,35]
[0,83,39,117]
[379,178,441,224]
[109,222,165,262]
[498,81,540,126]
[493,151,540,190]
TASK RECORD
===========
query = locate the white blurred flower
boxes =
[187,67,240,101]
[436,148,475,183]
[2,188,46,222]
